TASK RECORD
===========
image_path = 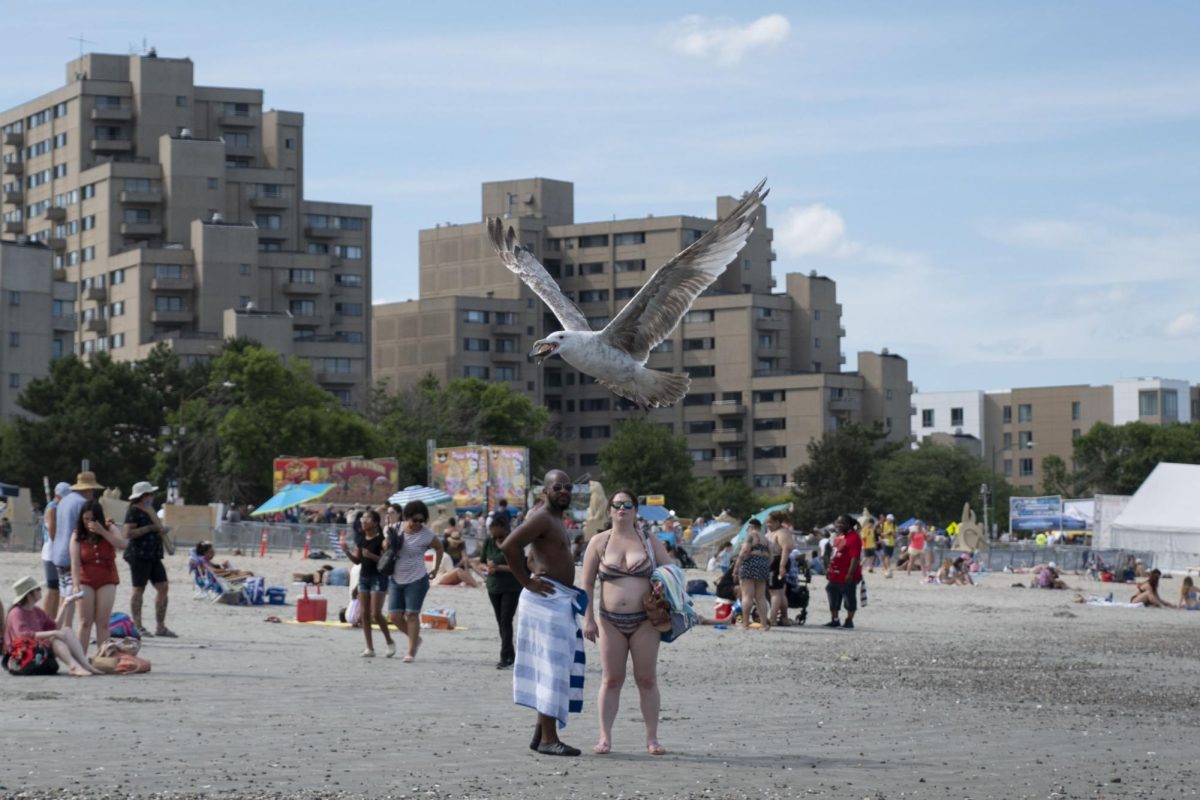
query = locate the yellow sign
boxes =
[645,494,665,506]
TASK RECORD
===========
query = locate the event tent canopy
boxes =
[1108,462,1200,572]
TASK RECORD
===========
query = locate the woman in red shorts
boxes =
[70,499,127,656]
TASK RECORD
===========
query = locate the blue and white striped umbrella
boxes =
[388,485,453,506]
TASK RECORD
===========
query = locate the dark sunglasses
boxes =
[610,501,634,510]
[549,483,572,493]
[407,516,426,524]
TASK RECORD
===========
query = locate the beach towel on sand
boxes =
[513,578,587,729]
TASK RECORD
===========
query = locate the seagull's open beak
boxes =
[530,340,558,364]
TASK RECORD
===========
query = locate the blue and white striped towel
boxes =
[513,578,587,729]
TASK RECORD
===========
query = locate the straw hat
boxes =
[129,481,158,501]
[71,471,103,491]
[447,529,463,543]
[12,575,40,605]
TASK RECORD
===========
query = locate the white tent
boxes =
[1108,463,1200,572]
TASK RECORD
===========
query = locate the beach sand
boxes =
[0,550,1196,800]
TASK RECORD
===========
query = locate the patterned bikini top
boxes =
[597,531,656,582]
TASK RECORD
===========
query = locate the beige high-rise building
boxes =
[0,52,371,405]
[374,179,912,488]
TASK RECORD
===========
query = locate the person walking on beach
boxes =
[905,523,927,576]
[54,472,102,629]
[123,481,175,638]
[349,509,395,658]
[386,501,442,662]
[503,470,585,757]
[823,514,862,629]
[733,518,772,630]
[480,516,522,669]
[860,515,878,574]
[580,489,674,756]
[880,514,896,577]
[40,482,71,621]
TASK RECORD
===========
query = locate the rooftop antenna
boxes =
[69,33,97,59]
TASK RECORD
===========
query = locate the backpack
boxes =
[686,579,709,595]
[109,612,141,639]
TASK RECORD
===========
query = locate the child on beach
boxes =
[1179,577,1198,610]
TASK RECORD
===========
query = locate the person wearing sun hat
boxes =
[122,480,176,638]
[3,576,101,676]
[53,471,104,629]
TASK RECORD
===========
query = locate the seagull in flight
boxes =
[486,180,768,409]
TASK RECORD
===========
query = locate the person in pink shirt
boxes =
[905,523,927,576]
[3,576,100,676]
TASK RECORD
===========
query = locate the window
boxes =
[921,409,934,428]
[463,338,489,352]
[610,232,642,246]
[464,310,489,324]
[109,333,125,349]
[586,315,609,327]
[239,263,252,275]
[578,262,604,275]
[255,214,282,229]
[94,96,123,109]
[334,245,363,259]
[1018,403,1032,423]
[949,407,964,427]
[463,366,489,379]
[258,241,282,252]
[755,390,785,402]
[578,289,608,303]
[256,183,284,198]
[1002,432,1012,450]
[650,340,673,353]
[288,268,316,283]
[690,365,715,378]
[689,449,715,462]
[1003,459,1012,476]
[176,95,188,107]
[754,446,786,459]
[578,453,599,467]
[223,131,250,147]
[683,393,715,407]
[578,234,608,248]
[53,163,67,179]
[109,301,125,317]
[307,242,329,255]
[52,338,63,359]
[813,337,821,349]
[683,337,714,351]
[288,300,315,317]
[240,296,252,308]
[493,311,516,325]
[8,332,18,347]
[1019,458,1034,478]
[614,259,645,273]
[336,331,364,344]
[1137,390,1157,416]
[687,420,715,434]
[94,125,123,141]
[335,302,363,316]
[1072,428,1081,441]
[495,338,516,353]
[335,273,363,288]
[1002,405,1012,424]
[55,102,68,117]
[207,177,219,190]
[685,310,715,323]
[1163,389,1179,420]
[495,365,517,381]
[285,138,295,149]
[222,102,251,117]
[1019,431,1034,450]
[580,425,610,439]
[123,178,151,192]
[124,208,151,224]
[580,398,610,412]
[754,418,786,431]
[151,264,182,280]
[682,229,703,246]
[8,291,19,306]
[155,296,184,312]
[82,215,95,230]
[1070,401,1081,421]
[8,374,18,388]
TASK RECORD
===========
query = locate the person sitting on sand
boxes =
[194,542,254,580]
[1130,569,1170,607]
[1034,562,1069,590]
[3,576,102,676]
[435,528,482,588]
[1134,559,1149,579]
[292,564,334,585]
[1178,577,1198,610]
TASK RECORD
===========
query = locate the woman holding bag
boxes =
[348,509,395,658]
[387,501,443,663]
[580,489,674,756]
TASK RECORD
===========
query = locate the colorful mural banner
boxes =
[430,447,489,513]
[273,458,321,492]
[272,457,399,506]
[487,447,529,510]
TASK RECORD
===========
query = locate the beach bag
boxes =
[115,652,152,674]
[5,637,58,676]
[109,612,140,640]
[377,529,404,576]
[99,638,142,658]
[661,606,695,643]
[686,579,709,595]
[241,576,266,606]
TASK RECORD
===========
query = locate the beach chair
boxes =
[189,555,243,603]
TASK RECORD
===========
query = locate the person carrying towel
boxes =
[502,469,586,757]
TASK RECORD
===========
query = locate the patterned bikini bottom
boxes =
[599,608,649,637]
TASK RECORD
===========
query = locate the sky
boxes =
[3,2,1198,393]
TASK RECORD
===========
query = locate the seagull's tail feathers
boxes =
[604,368,691,409]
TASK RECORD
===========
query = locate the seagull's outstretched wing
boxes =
[599,180,768,362]
[486,218,590,332]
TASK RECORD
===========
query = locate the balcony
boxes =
[91,139,133,153]
[3,161,22,175]
[754,316,786,330]
[91,107,132,122]
[44,206,65,222]
[291,314,326,328]
[249,193,288,210]
[713,457,747,473]
[317,370,360,385]
[755,346,787,359]
[282,280,322,295]
[120,190,162,204]
[218,114,256,128]
[713,429,745,444]
[711,400,746,416]
[52,315,76,332]
[2,221,21,234]
[52,267,67,281]
[84,317,107,333]
[120,222,162,238]
[2,190,20,204]
[150,276,194,291]
[305,225,339,239]
[84,285,106,302]
[491,320,522,334]
[151,309,194,324]
[829,396,861,413]
[2,132,21,146]
[48,237,66,251]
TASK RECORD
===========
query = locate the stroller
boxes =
[785,551,812,625]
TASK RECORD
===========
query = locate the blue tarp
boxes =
[638,505,671,523]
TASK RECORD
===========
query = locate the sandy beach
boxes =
[1,549,1197,800]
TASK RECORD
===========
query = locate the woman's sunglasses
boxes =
[610,501,634,510]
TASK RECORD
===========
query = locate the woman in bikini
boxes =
[581,489,674,756]
[733,518,772,630]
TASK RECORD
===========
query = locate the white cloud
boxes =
[671,14,790,65]
[1166,312,1200,338]
[775,203,926,269]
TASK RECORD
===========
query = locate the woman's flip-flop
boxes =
[647,741,667,755]
[592,741,611,754]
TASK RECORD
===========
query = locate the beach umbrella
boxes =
[730,501,792,549]
[388,485,453,507]
[690,520,738,549]
[250,483,335,517]
[637,505,671,523]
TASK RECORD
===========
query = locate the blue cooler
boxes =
[266,586,287,605]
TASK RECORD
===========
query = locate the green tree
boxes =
[790,424,899,530]
[598,417,694,511]
[691,476,759,519]
[1069,421,1200,495]
[872,440,1014,530]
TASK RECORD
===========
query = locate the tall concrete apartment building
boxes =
[0,52,371,405]
[0,240,73,419]
[375,178,912,488]
[913,378,1198,490]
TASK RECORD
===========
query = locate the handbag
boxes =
[5,636,57,676]
[642,589,673,632]
[377,527,404,576]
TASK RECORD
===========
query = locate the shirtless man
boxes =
[502,470,583,756]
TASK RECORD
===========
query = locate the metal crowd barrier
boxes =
[212,521,352,558]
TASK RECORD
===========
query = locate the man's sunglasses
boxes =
[549,483,573,493]
[407,516,426,524]
[610,501,634,510]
